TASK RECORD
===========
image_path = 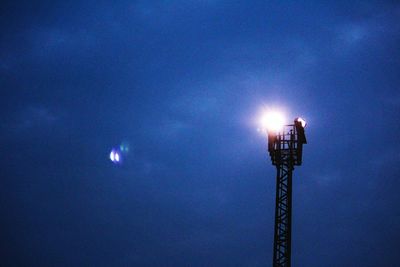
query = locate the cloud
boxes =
[160,119,191,137]
[172,94,218,117]
[380,92,400,107]
[29,27,97,58]
[339,23,368,45]
[335,6,400,51]
[16,106,57,130]
[132,0,222,25]
[0,105,60,142]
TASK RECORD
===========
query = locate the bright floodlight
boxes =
[295,117,307,128]
[260,111,286,132]
[110,151,115,161]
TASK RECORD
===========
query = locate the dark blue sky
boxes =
[1,1,400,266]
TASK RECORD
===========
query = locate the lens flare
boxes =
[109,142,130,164]
[110,149,122,164]
[120,143,129,152]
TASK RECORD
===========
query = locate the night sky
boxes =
[1,1,400,266]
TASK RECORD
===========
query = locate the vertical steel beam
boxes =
[272,161,293,267]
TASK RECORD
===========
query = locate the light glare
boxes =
[259,111,286,132]
[296,117,307,128]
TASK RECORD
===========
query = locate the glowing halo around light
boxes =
[258,111,286,133]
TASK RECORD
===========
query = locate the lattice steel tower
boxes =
[267,118,307,267]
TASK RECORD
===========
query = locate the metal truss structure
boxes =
[268,120,307,267]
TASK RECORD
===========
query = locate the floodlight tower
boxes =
[267,117,307,267]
